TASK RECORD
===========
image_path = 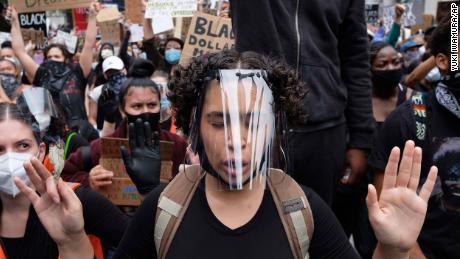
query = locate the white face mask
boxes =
[101,49,114,60]
[0,152,34,197]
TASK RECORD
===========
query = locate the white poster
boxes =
[152,16,175,34]
[54,30,78,54]
[145,0,197,18]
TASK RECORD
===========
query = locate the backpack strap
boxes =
[411,91,428,142]
[267,169,314,259]
[154,165,204,259]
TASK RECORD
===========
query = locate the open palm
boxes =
[367,141,437,251]
[14,158,85,245]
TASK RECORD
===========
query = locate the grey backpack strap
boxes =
[268,168,314,259]
[154,165,204,259]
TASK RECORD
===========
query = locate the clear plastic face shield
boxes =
[16,87,58,137]
[192,69,276,190]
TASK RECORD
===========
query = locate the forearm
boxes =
[373,243,409,259]
[11,17,25,53]
[385,22,401,47]
[143,18,154,40]
[80,14,97,76]
[57,232,94,259]
[404,56,436,88]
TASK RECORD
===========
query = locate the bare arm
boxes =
[404,56,436,88]
[142,0,154,40]
[8,6,38,79]
[80,1,100,77]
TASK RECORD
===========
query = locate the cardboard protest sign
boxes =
[180,12,234,65]
[99,20,121,46]
[125,0,144,24]
[21,28,45,48]
[96,7,121,23]
[99,137,175,206]
[410,14,434,35]
[145,0,197,18]
[11,0,92,13]
[97,7,122,46]
[54,31,79,54]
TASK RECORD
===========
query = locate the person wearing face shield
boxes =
[369,17,460,258]
[35,50,439,259]
[8,3,100,142]
[61,59,187,191]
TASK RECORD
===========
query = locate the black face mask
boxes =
[371,68,403,99]
[126,112,160,132]
[0,73,20,98]
[442,71,460,99]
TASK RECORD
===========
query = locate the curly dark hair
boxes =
[428,15,450,57]
[168,50,307,135]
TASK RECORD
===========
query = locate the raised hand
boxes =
[14,158,84,244]
[367,141,437,252]
[120,118,161,195]
[88,0,101,18]
[6,6,19,25]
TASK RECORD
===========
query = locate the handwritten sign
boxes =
[99,20,121,46]
[145,0,197,18]
[21,28,45,48]
[125,0,144,24]
[180,12,234,65]
[11,0,92,14]
[54,30,78,54]
[99,137,175,205]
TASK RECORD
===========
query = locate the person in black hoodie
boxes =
[230,0,373,205]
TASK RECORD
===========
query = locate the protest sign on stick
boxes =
[180,12,234,65]
[11,0,92,13]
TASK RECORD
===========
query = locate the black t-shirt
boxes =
[33,62,88,125]
[368,92,460,259]
[113,181,359,259]
[1,186,129,259]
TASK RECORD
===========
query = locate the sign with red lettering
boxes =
[180,12,234,65]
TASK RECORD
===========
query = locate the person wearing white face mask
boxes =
[0,102,131,259]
